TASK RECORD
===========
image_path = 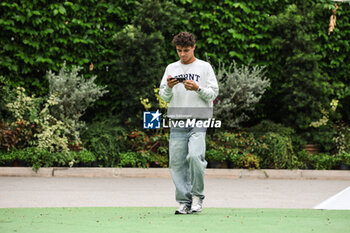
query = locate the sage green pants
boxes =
[169,127,207,206]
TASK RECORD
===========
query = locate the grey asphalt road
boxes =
[0,177,350,209]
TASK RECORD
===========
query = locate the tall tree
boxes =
[267,2,333,143]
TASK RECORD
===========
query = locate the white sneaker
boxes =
[175,203,190,215]
[191,196,203,213]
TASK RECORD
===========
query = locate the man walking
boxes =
[159,32,219,214]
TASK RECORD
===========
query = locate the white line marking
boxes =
[313,186,350,210]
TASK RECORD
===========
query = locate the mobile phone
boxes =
[170,77,185,83]
[177,77,185,83]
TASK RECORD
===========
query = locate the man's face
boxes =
[176,45,196,64]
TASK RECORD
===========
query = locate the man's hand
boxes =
[167,75,179,88]
[183,80,199,91]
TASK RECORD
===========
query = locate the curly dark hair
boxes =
[172,32,196,47]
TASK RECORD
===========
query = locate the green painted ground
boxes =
[0,207,349,233]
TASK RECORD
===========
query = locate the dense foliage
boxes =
[1,0,350,170]
[1,1,349,126]
[215,61,270,128]
[175,0,350,130]
[0,0,138,94]
[47,63,108,144]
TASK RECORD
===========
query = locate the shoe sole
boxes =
[175,211,188,215]
[190,209,202,214]
[175,209,191,215]
[175,205,192,215]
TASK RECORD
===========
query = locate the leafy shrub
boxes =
[294,150,309,169]
[248,120,295,138]
[66,150,97,167]
[306,153,341,170]
[303,126,335,154]
[0,149,15,165]
[82,121,170,168]
[340,152,350,166]
[148,152,168,168]
[207,131,262,168]
[206,148,226,162]
[258,132,296,169]
[0,147,97,171]
[206,133,233,162]
[126,130,150,152]
[5,87,41,123]
[217,131,265,156]
[5,87,41,149]
[0,121,36,150]
[207,130,297,169]
[333,122,350,155]
[147,131,169,167]
[34,94,69,152]
[81,118,127,167]
[4,85,69,152]
[47,63,108,144]
[268,3,333,136]
[11,147,56,171]
[236,152,260,169]
[248,121,299,168]
[306,99,343,154]
[118,152,148,168]
[210,133,260,169]
[0,76,17,121]
[296,150,347,170]
[4,63,108,153]
[0,122,18,151]
[125,130,170,168]
[214,60,270,128]
[0,147,57,171]
[148,131,169,156]
[140,87,168,111]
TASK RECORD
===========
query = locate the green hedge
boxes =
[2,132,350,170]
[1,0,350,149]
[0,0,189,123]
[0,147,96,171]
[0,0,137,94]
[176,0,350,137]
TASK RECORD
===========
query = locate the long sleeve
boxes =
[197,64,219,102]
[159,66,173,103]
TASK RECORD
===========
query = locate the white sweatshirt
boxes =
[159,59,219,119]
